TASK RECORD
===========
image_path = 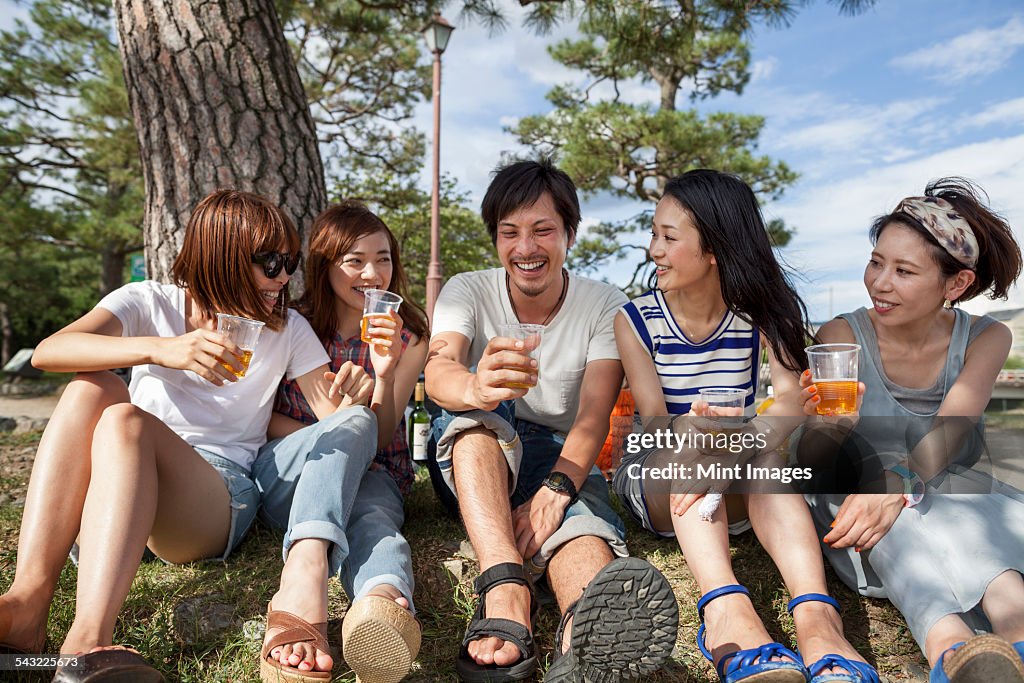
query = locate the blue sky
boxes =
[413,0,1024,321]
[4,1,1022,321]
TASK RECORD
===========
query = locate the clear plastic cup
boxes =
[498,323,544,389]
[216,314,265,378]
[361,289,403,345]
[805,343,860,415]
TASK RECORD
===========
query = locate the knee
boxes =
[451,427,500,463]
[94,403,151,444]
[69,371,131,402]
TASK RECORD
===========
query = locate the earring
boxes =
[943,298,952,309]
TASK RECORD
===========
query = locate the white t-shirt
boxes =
[97,281,328,470]
[432,268,627,435]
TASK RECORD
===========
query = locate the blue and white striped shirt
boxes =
[621,289,759,415]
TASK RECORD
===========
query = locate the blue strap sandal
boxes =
[697,584,808,683]
[785,593,880,683]
[928,634,1024,683]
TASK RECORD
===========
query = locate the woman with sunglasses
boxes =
[0,189,377,681]
[256,200,429,683]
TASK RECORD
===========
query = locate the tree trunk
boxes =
[112,0,325,287]
[100,244,125,297]
[0,302,11,367]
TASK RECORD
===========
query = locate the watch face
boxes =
[547,472,570,488]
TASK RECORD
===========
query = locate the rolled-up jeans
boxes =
[252,406,415,609]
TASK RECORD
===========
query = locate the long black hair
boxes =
[660,169,812,372]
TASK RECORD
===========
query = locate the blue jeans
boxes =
[251,407,416,610]
[432,401,627,573]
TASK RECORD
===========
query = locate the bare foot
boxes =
[792,600,869,675]
[366,584,411,610]
[702,593,799,669]
[466,581,532,667]
[264,543,332,674]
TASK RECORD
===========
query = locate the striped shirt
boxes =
[621,289,759,415]
[274,326,415,496]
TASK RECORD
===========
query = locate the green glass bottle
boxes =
[409,381,429,462]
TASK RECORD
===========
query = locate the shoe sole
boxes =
[53,650,166,683]
[947,634,1024,683]
[566,557,679,682]
[342,596,421,683]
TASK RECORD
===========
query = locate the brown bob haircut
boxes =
[294,200,429,345]
[171,189,300,331]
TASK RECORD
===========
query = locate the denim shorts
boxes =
[612,445,753,538]
[431,401,628,572]
[197,449,261,561]
[69,448,260,566]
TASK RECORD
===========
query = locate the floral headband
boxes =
[894,196,978,269]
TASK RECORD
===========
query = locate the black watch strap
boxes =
[542,471,578,505]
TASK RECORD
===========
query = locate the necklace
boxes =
[507,269,568,326]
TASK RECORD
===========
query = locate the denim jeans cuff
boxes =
[284,521,349,569]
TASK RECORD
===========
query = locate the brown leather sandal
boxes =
[260,607,333,683]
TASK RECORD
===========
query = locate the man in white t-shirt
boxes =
[425,159,678,682]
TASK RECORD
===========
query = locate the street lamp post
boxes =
[423,13,454,324]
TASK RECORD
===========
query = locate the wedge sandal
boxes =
[930,634,1024,683]
[342,595,421,683]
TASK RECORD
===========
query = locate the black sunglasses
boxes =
[251,251,301,278]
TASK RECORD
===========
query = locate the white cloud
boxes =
[772,97,947,156]
[773,134,1024,320]
[890,16,1024,82]
[750,57,778,84]
[962,97,1024,130]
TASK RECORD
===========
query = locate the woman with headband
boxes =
[797,178,1024,682]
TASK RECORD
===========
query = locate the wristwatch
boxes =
[542,471,579,505]
[888,464,925,508]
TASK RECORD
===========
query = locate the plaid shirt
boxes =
[274,326,415,497]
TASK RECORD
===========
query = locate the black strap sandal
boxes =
[455,562,538,682]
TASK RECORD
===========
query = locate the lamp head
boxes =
[423,13,454,54]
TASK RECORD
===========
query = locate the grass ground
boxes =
[0,430,929,682]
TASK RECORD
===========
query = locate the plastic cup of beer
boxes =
[805,343,860,415]
[498,323,544,389]
[361,289,403,346]
[216,313,265,378]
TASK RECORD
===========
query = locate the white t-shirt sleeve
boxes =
[95,281,155,337]
[431,272,476,341]
[586,286,628,364]
[285,310,330,380]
